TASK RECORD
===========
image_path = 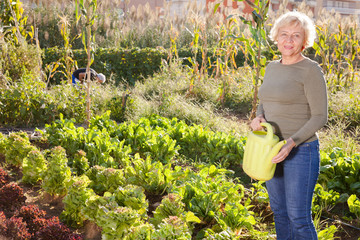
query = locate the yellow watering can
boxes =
[242,122,286,181]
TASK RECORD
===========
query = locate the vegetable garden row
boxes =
[0,112,359,239]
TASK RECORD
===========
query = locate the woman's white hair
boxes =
[269,11,316,49]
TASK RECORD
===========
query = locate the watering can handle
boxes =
[260,122,274,141]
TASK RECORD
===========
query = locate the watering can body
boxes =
[243,122,286,181]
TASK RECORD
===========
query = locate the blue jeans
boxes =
[266,140,320,240]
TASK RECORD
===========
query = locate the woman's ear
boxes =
[301,39,307,51]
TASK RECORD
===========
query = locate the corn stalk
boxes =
[58,15,78,84]
[186,25,201,94]
[0,0,29,45]
[226,0,273,119]
[314,23,360,91]
[75,0,98,127]
[212,14,242,106]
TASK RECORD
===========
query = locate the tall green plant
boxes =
[314,22,360,91]
[75,0,98,126]
[313,25,331,77]
[0,0,30,44]
[168,24,179,62]
[212,16,240,106]
[58,15,78,84]
[225,0,272,119]
[345,24,359,86]
[186,23,201,94]
[330,24,349,89]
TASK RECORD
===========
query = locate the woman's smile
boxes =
[277,24,306,64]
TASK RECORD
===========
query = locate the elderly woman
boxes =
[250,11,328,239]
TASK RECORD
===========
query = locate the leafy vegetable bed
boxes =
[0,113,359,239]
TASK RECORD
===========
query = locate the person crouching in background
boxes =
[72,68,106,85]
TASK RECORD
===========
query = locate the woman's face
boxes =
[276,23,306,59]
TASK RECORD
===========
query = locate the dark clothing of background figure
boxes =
[72,68,98,84]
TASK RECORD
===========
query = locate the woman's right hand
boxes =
[250,115,266,131]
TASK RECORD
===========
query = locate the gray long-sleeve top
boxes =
[256,57,328,146]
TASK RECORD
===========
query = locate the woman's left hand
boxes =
[272,138,296,163]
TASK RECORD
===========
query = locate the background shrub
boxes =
[42,47,168,86]
[0,76,53,127]
[0,42,42,82]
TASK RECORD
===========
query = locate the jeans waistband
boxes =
[297,139,319,148]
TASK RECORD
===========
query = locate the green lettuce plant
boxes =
[87,111,132,167]
[217,202,256,234]
[312,184,341,214]
[319,148,360,196]
[41,146,72,196]
[82,192,143,239]
[116,115,246,166]
[22,148,47,185]
[61,175,95,227]
[100,206,142,239]
[85,165,126,195]
[152,216,192,240]
[111,139,132,168]
[113,184,148,217]
[123,223,154,240]
[151,193,186,227]
[81,194,108,222]
[124,154,179,195]
[43,112,133,168]
[347,194,360,219]
[83,128,116,167]
[115,117,179,164]
[318,225,338,240]
[5,132,35,167]
[87,196,142,240]
[202,228,239,240]
[81,192,155,240]
[42,114,86,157]
[71,150,89,176]
[142,130,179,164]
[88,110,118,132]
[170,120,244,166]
[175,165,245,226]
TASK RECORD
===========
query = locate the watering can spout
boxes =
[268,140,287,160]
